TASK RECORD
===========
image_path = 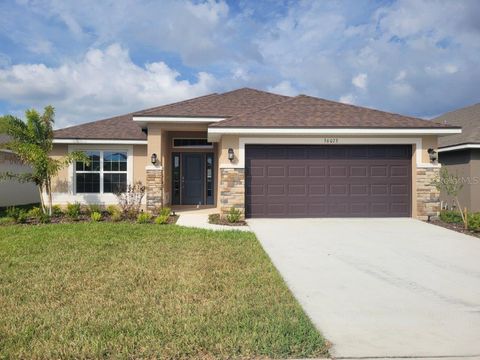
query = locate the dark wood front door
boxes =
[246,144,412,218]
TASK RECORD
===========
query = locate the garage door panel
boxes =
[246,145,411,218]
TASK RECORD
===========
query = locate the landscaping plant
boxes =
[226,207,242,223]
[90,211,102,222]
[137,212,152,224]
[0,106,88,215]
[439,210,463,224]
[115,181,145,219]
[154,214,169,225]
[66,203,81,221]
[432,167,468,228]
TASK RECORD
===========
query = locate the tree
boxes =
[0,106,88,215]
[431,166,467,228]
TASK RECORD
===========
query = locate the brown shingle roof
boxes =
[433,103,480,148]
[54,88,457,140]
[211,95,455,128]
[54,113,146,140]
[133,88,290,117]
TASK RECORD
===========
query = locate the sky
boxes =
[0,0,479,129]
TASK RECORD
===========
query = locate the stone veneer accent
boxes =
[220,168,245,218]
[416,166,441,220]
[146,168,163,212]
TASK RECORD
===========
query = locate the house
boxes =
[434,103,480,211]
[0,135,40,207]
[50,88,460,219]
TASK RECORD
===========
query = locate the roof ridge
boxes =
[212,95,299,127]
[133,92,219,116]
[218,87,291,98]
[295,94,428,122]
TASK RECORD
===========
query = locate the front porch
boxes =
[144,128,221,212]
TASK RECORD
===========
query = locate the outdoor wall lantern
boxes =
[151,153,158,165]
[428,148,437,163]
[228,148,235,161]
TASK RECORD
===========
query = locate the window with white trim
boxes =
[75,150,128,193]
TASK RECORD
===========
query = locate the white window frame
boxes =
[172,137,213,149]
[74,149,129,194]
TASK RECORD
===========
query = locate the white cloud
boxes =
[267,81,298,96]
[352,73,368,90]
[0,44,216,128]
[339,94,356,105]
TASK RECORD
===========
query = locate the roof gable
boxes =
[434,103,480,147]
[133,88,290,118]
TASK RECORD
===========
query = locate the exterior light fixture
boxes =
[151,153,157,165]
[427,148,437,163]
[228,148,234,161]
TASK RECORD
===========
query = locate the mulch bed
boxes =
[208,213,247,226]
[427,219,480,238]
[1,214,178,226]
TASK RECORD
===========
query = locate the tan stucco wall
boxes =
[133,145,147,185]
[51,144,69,192]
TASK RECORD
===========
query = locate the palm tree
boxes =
[0,106,87,215]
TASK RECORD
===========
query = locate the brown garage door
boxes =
[245,144,412,218]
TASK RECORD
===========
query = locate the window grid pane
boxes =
[104,173,127,193]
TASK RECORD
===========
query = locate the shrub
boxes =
[0,217,15,225]
[6,207,28,224]
[467,212,480,232]
[439,210,463,224]
[38,213,51,224]
[106,205,120,216]
[90,211,102,222]
[110,211,122,222]
[226,207,242,223]
[115,181,146,219]
[52,205,64,217]
[159,207,171,217]
[66,202,81,220]
[155,214,169,225]
[137,212,152,224]
[27,207,43,221]
[88,204,102,214]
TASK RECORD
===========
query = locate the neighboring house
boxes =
[434,103,480,211]
[0,135,40,207]
[50,88,460,219]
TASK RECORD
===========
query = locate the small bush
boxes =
[439,210,463,224]
[66,202,81,220]
[110,211,122,222]
[0,217,15,225]
[159,207,171,217]
[88,204,102,214]
[137,212,152,224]
[226,207,242,223]
[6,207,28,224]
[155,214,169,225]
[208,213,220,224]
[106,205,120,216]
[115,181,146,219]
[27,207,43,220]
[52,205,64,217]
[467,212,480,232]
[91,211,102,222]
[39,213,51,224]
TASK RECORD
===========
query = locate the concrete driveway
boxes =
[248,218,480,358]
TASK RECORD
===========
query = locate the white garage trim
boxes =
[220,137,428,168]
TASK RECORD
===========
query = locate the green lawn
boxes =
[0,223,328,359]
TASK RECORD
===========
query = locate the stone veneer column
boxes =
[416,166,441,220]
[146,167,163,212]
[220,168,245,218]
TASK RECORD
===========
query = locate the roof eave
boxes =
[53,139,147,145]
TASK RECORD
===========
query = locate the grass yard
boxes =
[0,223,328,359]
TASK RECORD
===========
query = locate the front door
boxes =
[172,152,214,205]
[182,153,204,205]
